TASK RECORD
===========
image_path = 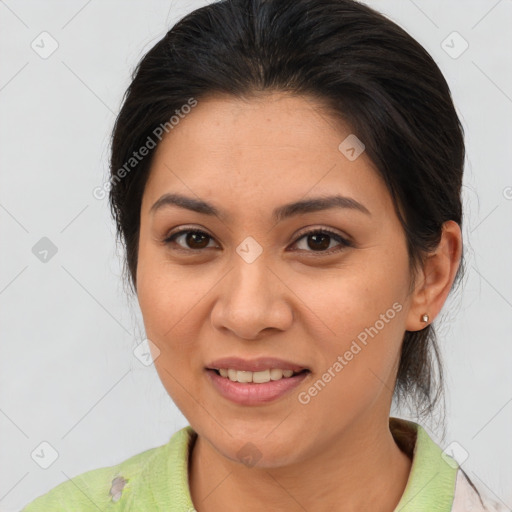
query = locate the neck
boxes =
[189,414,413,512]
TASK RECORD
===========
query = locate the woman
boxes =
[21,0,505,510]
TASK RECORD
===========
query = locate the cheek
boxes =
[295,248,409,403]
[136,246,195,339]
[136,258,204,417]
[135,244,218,373]
[297,291,406,432]
[135,257,195,384]
[299,261,407,346]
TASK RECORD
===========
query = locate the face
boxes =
[136,92,417,467]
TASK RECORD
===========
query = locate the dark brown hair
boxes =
[108,0,466,423]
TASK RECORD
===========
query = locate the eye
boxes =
[163,227,352,255]
[164,229,217,251]
[291,228,353,255]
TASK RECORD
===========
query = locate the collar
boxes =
[390,417,458,511]
[158,417,458,511]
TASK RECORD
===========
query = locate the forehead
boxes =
[163,91,350,147]
[142,92,391,219]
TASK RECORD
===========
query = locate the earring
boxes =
[421,314,429,323]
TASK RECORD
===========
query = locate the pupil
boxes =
[187,232,209,249]
[308,233,329,251]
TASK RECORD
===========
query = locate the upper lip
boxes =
[206,357,310,373]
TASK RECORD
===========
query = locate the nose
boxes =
[210,256,293,340]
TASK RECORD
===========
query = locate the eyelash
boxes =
[163,227,353,256]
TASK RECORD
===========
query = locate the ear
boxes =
[405,220,463,332]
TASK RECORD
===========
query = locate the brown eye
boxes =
[291,229,352,255]
[163,227,352,256]
[164,229,216,251]
[304,232,331,251]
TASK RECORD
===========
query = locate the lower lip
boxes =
[206,369,310,405]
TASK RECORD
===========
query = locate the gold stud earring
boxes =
[421,314,429,323]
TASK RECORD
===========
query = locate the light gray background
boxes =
[1,1,511,510]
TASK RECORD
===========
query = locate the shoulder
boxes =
[389,418,506,512]
[452,469,508,512]
[20,440,169,512]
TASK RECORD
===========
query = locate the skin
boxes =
[136,92,462,512]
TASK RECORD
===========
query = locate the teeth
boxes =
[217,368,298,383]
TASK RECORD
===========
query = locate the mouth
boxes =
[204,356,311,405]
[204,360,311,405]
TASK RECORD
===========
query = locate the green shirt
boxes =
[20,417,494,511]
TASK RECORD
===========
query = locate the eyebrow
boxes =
[149,192,371,222]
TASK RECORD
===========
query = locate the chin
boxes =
[209,429,302,469]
